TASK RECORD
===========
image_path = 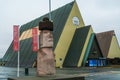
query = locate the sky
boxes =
[0,0,120,58]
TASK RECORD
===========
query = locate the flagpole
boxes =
[49,0,51,20]
[37,27,40,50]
[17,51,20,77]
[13,25,20,77]
[17,26,20,77]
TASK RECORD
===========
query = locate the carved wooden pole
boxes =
[37,17,55,76]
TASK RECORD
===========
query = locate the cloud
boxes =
[78,0,120,43]
[0,0,73,58]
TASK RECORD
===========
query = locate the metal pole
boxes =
[17,51,20,77]
[17,26,20,77]
[38,30,40,49]
[49,0,51,20]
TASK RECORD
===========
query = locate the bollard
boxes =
[25,68,29,75]
[60,58,63,68]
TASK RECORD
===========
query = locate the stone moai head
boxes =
[39,17,53,31]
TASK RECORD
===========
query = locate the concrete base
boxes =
[8,75,85,80]
[6,67,120,80]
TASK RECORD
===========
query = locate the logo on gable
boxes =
[72,16,80,26]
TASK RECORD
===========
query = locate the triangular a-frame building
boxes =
[54,1,85,67]
[2,1,85,67]
[63,25,93,67]
[96,30,120,58]
[3,1,119,68]
[63,26,103,67]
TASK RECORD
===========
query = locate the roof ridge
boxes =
[96,30,114,34]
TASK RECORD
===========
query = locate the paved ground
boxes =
[58,67,120,80]
[0,66,120,80]
[85,71,120,80]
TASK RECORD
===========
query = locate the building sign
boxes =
[72,16,80,26]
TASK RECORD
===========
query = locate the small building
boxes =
[96,30,120,65]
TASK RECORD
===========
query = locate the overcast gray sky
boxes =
[0,0,120,58]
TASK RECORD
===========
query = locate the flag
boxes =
[32,28,38,51]
[13,25,19,51]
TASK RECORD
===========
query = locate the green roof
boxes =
[3,1,74,67]
[63,25,91,67]
[0,58,2,61]
[63,26,103,67]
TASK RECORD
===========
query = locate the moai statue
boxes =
[37,17,56,76]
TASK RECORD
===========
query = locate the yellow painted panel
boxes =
[77,27,93,67]
[107,36,120,58]
[19,26,39,41]
[19,30,28,40]
[54,2,85,67]
[20,29,32,40]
